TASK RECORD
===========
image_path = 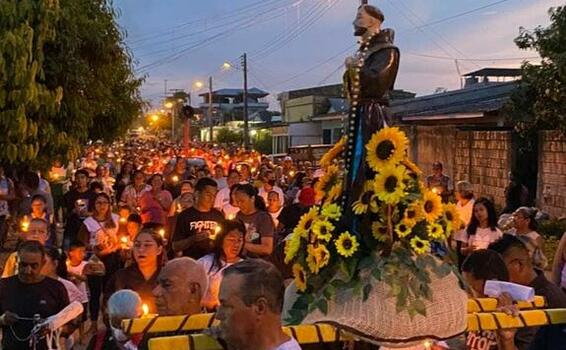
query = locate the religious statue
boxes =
[341,4,400,223]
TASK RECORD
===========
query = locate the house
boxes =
[272,84,415,154]
[198,87,270,125]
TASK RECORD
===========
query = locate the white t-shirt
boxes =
[57,277,88,304]
[269,208,283,228]
[214,187,231,211]
[67,260,89,299]
[274,337,301,350]
[465,227,503,249]
[197,254,242,309]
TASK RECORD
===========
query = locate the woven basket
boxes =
[301,266,467,348]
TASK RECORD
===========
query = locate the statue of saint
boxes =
[341,4,400,226]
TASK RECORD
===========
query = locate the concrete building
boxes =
[198,88,269,126]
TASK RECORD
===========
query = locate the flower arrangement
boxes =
[285,127,461,324]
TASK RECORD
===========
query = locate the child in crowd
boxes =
[67,241,89,341]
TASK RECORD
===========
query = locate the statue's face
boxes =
[353,7,380,36]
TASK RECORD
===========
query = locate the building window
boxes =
[273,135,289,154]
[332,128,343,143]
[322,129,332,145]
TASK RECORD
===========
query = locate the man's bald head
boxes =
[152,257,208,316]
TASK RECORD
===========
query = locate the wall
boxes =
[405,126,512,209]
[538,131,566,218]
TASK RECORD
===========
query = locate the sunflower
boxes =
[295,206,319,237]
[352,181,376,215]
[320,137,346,168]
[335,231,359,258]
[410,236,431,255]
[293,264,308,292]
[321,203,341,220]
[374,165,408,204]
[366,127,408,171]
[315,165,342,202]
[427,223,445,240]
[306,244,331,274]
[312,220,335,242]
[421,189,443,223]
[372,221,390,242]
[284,232,302,263]
[401,159,423,177]
[327,181,343,204]
[442,203,462,229]
[403,202,424,227]
[395,222,412,238]
[368,194,382,213]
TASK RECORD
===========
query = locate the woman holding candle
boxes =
[104,229,164,313]
[233,184,274,258]
[139,174,172,226]
[118,170,151,211]
[77,192,122,334]
[197,220,245,311]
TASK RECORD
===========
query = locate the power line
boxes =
[405,52,539,61]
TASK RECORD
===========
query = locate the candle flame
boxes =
[172,175,179,183]
[119,217,127,224]
[120,236,128,244]
[158,229,165,238]
[227,213,235,220]
[142,303,149,316]
[21,216,30,232]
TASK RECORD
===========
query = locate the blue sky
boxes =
[115,0,562,109]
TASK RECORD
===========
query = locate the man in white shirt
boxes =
[214,169,240,214]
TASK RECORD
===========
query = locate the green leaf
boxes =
[413,299,427,317]
[358,256,374,270]
[317,298,328,315]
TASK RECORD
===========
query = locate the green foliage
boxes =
[538,218,566,238]
[0,0,62,164]
[506,6,566,137]
[253,131,272,154]
[215,127,243,144]
[0,0,144,169]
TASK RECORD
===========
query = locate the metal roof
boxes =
[462,68,522,77]
[198,88,268,97]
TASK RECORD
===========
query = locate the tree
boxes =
[0,0,144,169]
[0,0,62,164]
[507,6,566,136]
[216,127,243,144]
[42,0,144,161]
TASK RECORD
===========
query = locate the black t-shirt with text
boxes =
[0,276,70,350]
[173,207,224,259]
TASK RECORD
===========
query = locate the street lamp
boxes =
[222,62,232,70]
[150,114,159,123]
[193,81,204,89]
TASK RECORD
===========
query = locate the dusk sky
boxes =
[115,0,562,110]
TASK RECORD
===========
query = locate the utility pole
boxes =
[242,53,249,150]
[208,76,213,142]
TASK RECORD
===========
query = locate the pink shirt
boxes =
[139,190,173,225]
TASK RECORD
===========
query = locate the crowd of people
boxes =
[0,136,565,350]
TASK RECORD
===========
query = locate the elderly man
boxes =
[152,257,208,316]
[216,259,300,350]
[2,218,50,278]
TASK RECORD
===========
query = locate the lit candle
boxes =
[119,217,127,224]
[158,229,165,239]
[289,170,295,177]
[21,216,30,233]
[142,303,149,317]
[227,213,235,220]
[423,340,432,350]
[172,175,179,183]
[120,236,129,249]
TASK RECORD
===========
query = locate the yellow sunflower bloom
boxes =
[315,165,342,202]
[421,189,443,223]
[306,244,331,274]
[335,231,359,258]
[352,181,375,215]
[321,203,342,220]
[369,194,382,213]
[293,264,308,292]
[372,221,390,242]
[403,202,424,227]
[366,127,408,171]
[320,137,346,168]
[312,220,335,242]
[427,223,445,240]
[442,203,462,229]
[284,231,302,263]
[326,181,343,204]
[374,165,408,204]
[295,206,319,236]
[395,222,412,238]
[410,236,431,255]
